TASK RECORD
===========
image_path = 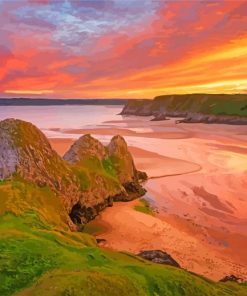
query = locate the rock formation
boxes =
[0,119,80,212]
[64,134,147,225]
[64,134,106,163]
[219,275,244,283]
[107,135,147,199]
[138,250,181,268]
[176,113,247,125]
[0,118,147,229]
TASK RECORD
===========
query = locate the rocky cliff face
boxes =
[177,113,247,125]
[108,135,137,184]
[107,135,147,199]
[64,134,106,163]
[120,94,247,125]
[64,134,147,225]
[0,119,146,229]
[0,119,80,212]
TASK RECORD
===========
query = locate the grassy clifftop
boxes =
[121,94,247,117]
[153,94,247,116]
[1,179,246,296]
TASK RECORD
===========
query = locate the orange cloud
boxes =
[0,0,247,98]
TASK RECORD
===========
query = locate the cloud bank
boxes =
[0,0,246,98]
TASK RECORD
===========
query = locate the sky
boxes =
[0,0,247,99]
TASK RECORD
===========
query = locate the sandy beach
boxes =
[49,118,247,281]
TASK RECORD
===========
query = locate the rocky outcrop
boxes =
[0,119,80,212]
[107,135,147,199]
[219,275,244,283]
[107,135,138,184]
[65,134,147,226]
[64,134,106,163]
[176,113,247,125]
[138,250,181,268]
[120,94,247,125]
[151,114,169,121]
[0,119,147,229]
[120,99,153,116]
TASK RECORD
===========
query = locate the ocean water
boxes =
[0,105,123,137]
[0,105,188,155]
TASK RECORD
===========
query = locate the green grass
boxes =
[83,220,107,235]
[73,155,122,192]
[153,94,247,117]
[102,157,117,177]
[125,94,247,117]
[134,198,154,216]
[0,180,246,296]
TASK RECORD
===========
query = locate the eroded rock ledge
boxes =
[0,119,147,230]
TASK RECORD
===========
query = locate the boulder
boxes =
[151,114,169,121]
[219,275,243,283]
[137,250,181,268]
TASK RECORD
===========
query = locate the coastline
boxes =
[48,120,247,281]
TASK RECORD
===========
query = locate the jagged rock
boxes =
[107,135,147,198]
[151,114,169,121]
[96,238,107,244]
[66,134,146,225]
[107,135,136,183]
[136,170,148,182]
[107,135,146,184]
[64,134,106,163]
[137,250,181,268]
[219,275,243,283]
[177,113,247,125]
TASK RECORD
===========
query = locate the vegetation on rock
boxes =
[0,119,246,295]
[121,94,247,124]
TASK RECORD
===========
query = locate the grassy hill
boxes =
[153,94,247,116]
[0,178,246,296]
[121,94,247,117]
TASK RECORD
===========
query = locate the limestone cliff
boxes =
[0,119,146,229]
[64,134,106,163]
[107,135,147,199]
[120,94,247,125]
[64,134,147,225]
[0,119,80,212]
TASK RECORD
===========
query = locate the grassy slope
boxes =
[153,94,247,116]
[0,180,246,296]
[134,198,154,216]
[73,155,121,192]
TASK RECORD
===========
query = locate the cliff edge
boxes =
[120,94,247,124]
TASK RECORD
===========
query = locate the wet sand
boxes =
[49,118,247,281]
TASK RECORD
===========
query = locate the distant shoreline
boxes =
[0,98,129,106]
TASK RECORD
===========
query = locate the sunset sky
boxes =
[0,0,247,99]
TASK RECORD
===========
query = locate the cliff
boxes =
[120,94,247,124]
[0,119,146,228]
[0,119,80,213]
[0,119,246,296]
